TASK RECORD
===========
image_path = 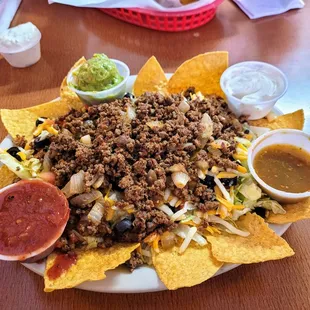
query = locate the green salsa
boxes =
[72,54,123,92]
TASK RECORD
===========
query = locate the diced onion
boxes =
[146,121,164,129]
[164,188,171,201]
[214,176,233,203]
[178,99,190,113]
[160,231,176,250]
[62,170,85,198]
[80,134,92,146]
[200,113,213,139]
[92,175,104,189]
[184,201,196,210]
[172,172,190,189]
[70,190,103,207]
[127,105,136,120]
[196,160,209,171]
[169,196,178,207]
[208,215,250,237]
[170,207,188,222]
[157,204,174,216]
[179,227,197,254]
[198,169,206,180]
[87,202,104,225]
[42,152,52,172]
[169,163,186,173]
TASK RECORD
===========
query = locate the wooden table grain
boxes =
[1,1,310,309]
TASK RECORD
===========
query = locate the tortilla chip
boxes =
[0,109,38,142]
[0,99,76,142]
[152,243,223,290]
[208,213,294,264]
[267,198,310,224]
[0,165,16,189]
[249,109,304,130]
[60,57,86,111]
[133,56,167,96]
[44,243,139,292]
[167,51,228,97]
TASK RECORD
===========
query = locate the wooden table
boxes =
[1,1,310,309]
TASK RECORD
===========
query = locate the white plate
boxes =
[0,75,293,293]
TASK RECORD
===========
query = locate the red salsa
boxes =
[47,253,77,280]
[0,180,69,259]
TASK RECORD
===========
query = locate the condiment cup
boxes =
[247,129,310,204]
[0,182,67,262]
[67,59,130,106]
[220,61,288,120]
[0,25,42,68]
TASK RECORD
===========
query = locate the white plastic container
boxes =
[220,61,288,120]
[67,59,130,105]
[0,22,41,68]
[248,129,310,204]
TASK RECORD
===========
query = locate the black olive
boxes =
[123,92,135,100]
[202,175,216,189]
[34,137,50,150]
[244,129,250,134]
[220,177,238,187]
[7,147,22,161]
[115,218,132,233]
[253,207,266,218]
[35,117,46,127]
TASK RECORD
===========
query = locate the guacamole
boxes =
[73,54,123,92]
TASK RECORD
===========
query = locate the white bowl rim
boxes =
[66,58,130,96]
[0,180,68,261]
[220,61,288,106]
[247,128,310,199]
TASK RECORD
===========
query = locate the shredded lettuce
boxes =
[255,199,286,214]
[238,177,262,201]
[0,153,31,179]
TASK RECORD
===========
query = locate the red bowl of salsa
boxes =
[0,179,69,262]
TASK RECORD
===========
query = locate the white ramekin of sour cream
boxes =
[0,22,41,68]
[220,61,288,120]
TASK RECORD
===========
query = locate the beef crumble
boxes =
[45,91,246,254]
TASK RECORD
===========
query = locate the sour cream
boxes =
[220,61,288,120]
[222,64,285,104]
[0,22,41,53]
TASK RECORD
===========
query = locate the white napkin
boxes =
[0,0,22,32]
[233,0,305,19]
[48,0,216,12]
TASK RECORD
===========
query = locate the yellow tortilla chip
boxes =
[167,51,228,97]
[208,213,294,264]
[133,56,167,96]
[44,243,139,292]
[0,99,74,142]
[267,198,310,224]
[249,109,304,130]
[0,109,38,142]
[0,165,16,189]
[152,244,223,290]
[60,57,86,111]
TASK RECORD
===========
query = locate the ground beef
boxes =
[126,251,144,272]
[42,91,247,260]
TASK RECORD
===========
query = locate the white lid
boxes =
[0,22,41,54]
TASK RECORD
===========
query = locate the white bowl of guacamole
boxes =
[67,54,130,105]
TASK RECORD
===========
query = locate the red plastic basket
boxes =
[100,0,224,32]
